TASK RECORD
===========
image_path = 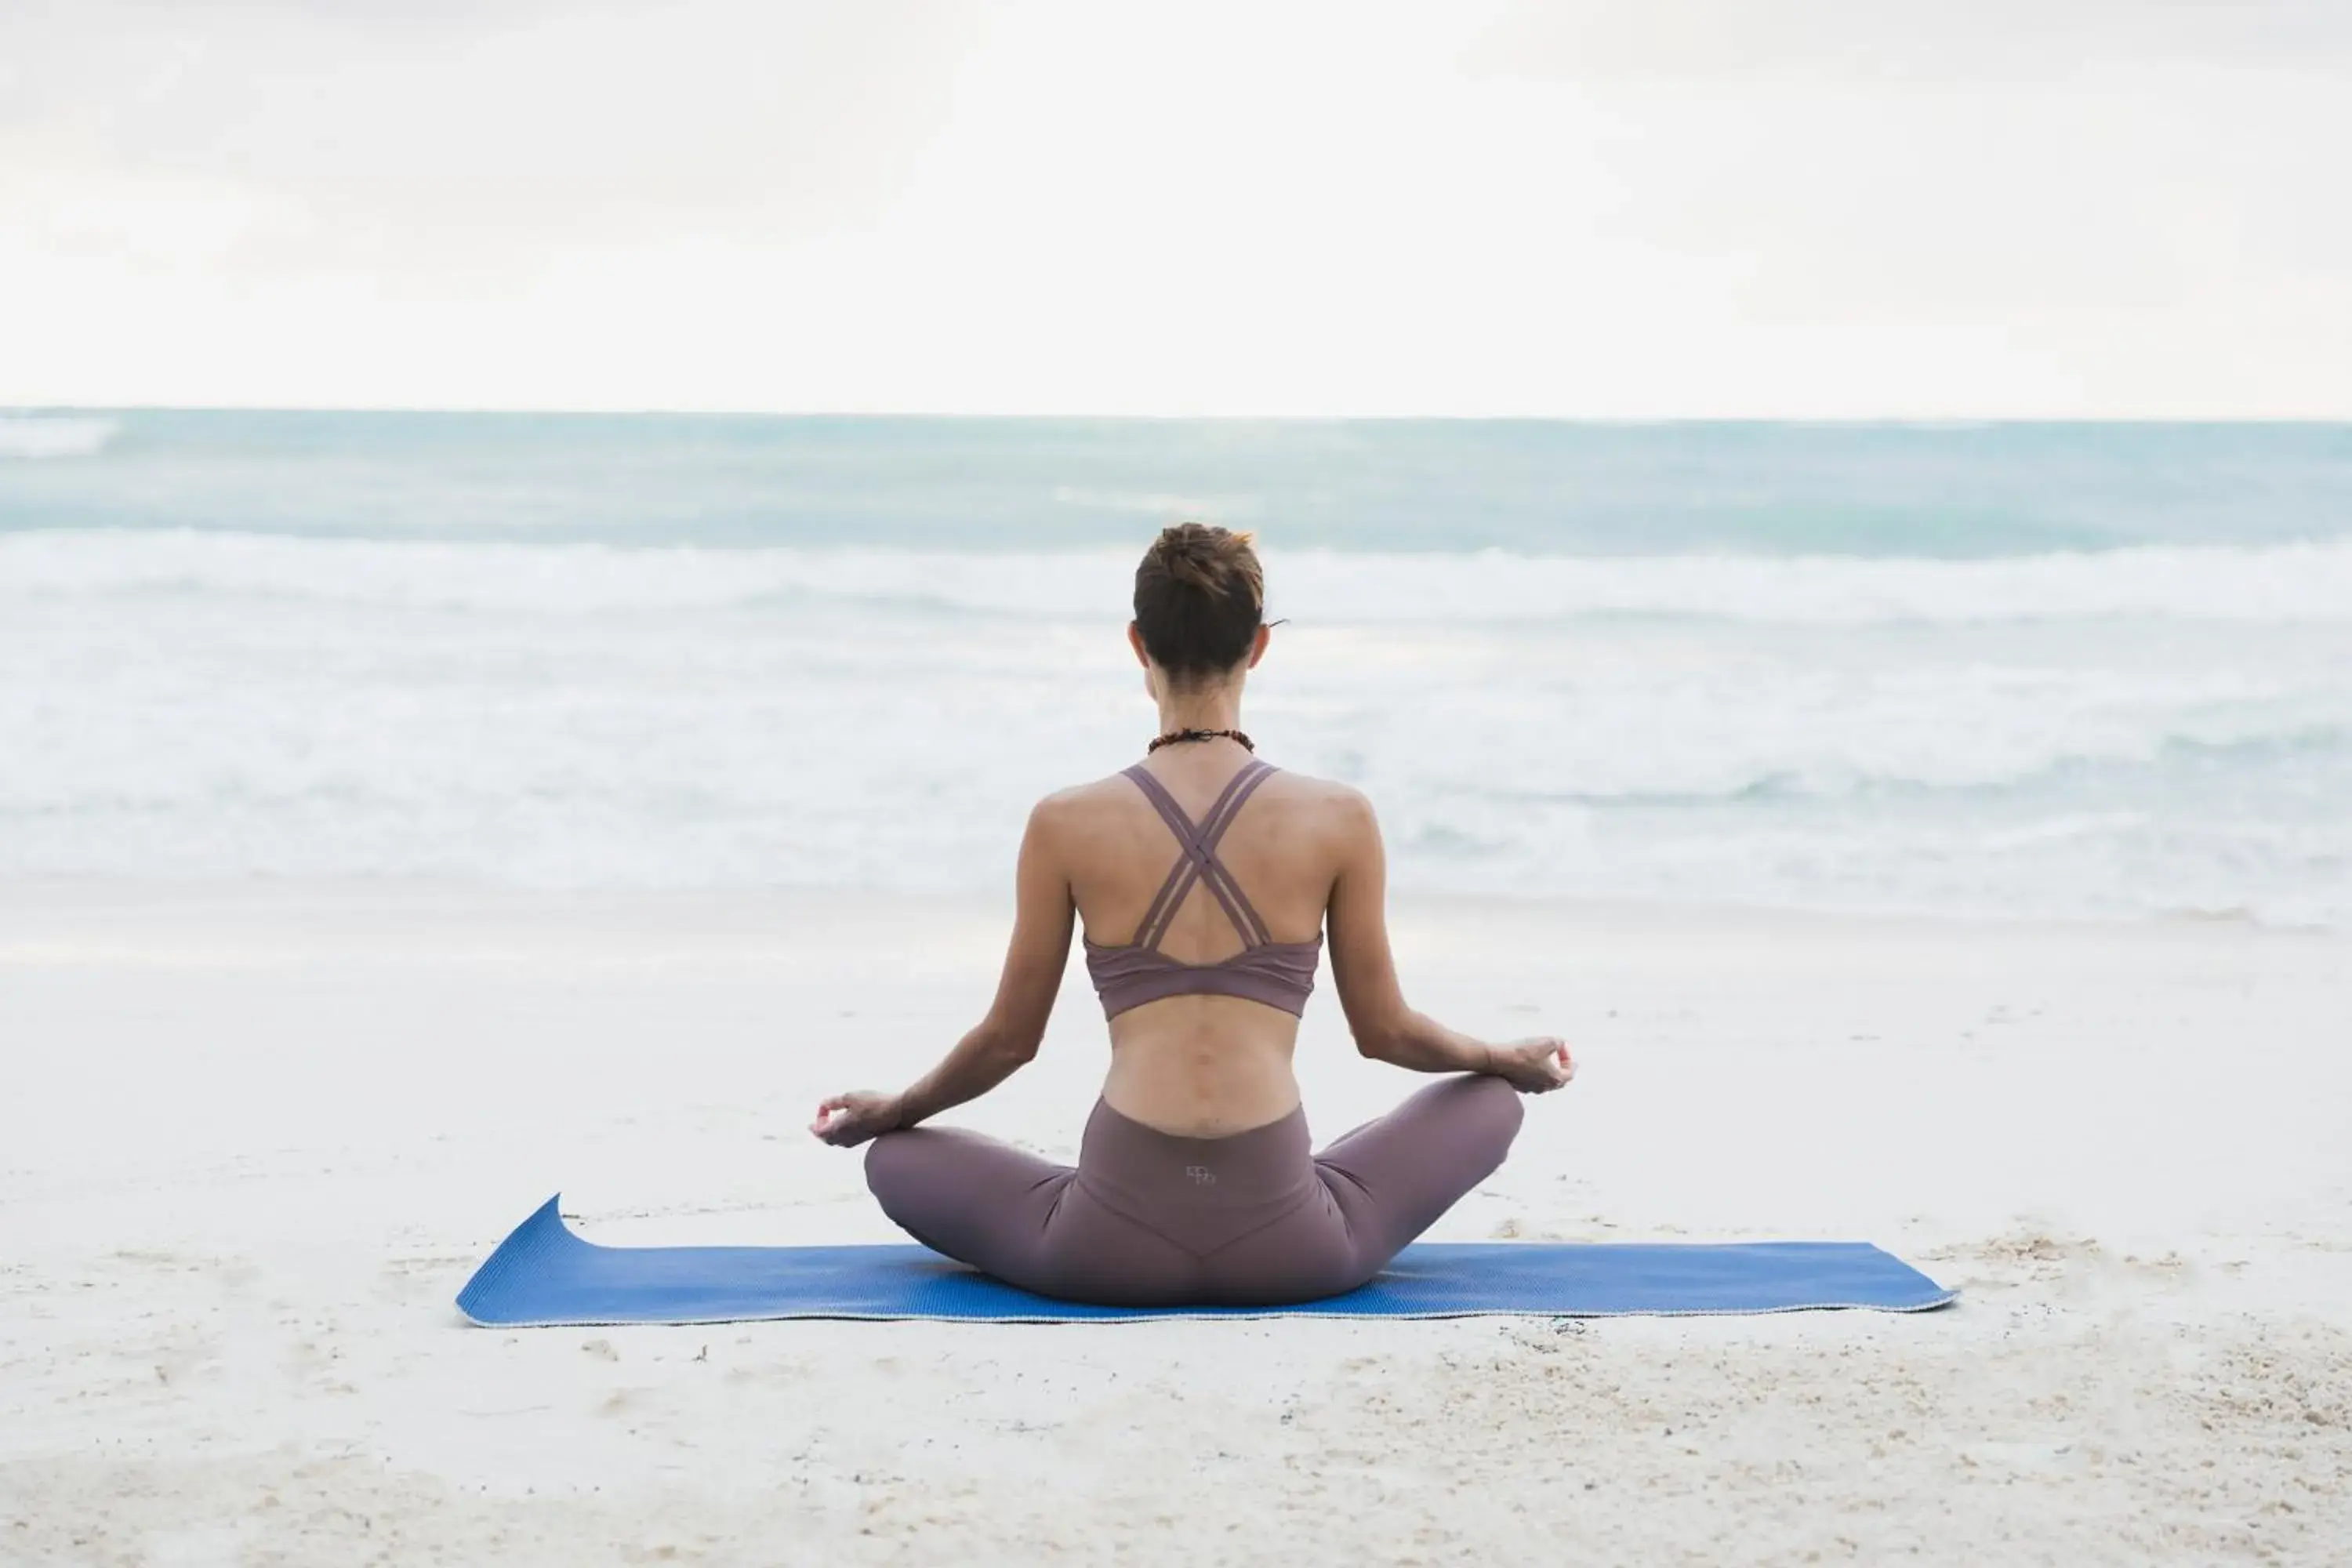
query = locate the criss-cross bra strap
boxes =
[1121,760,1278,950]
[1139,772,1276,951]
[1124,761,1272,949]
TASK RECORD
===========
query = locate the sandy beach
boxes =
[2,880,2346,1565]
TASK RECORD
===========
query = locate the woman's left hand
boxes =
[811,1091,906,1148]
[1483,1036,1577,1094]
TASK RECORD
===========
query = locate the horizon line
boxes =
[8,405,2352,428]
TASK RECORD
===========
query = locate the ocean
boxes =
[3,411,2347,927]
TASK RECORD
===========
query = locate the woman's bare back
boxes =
[1046,753,1355,1135]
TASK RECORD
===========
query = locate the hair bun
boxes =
[1133,523,1267,681]
[1151,523,1261,605]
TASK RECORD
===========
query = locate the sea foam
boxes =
[0,415,118,460]
[3,529,2346,925]
[5,529,2349,626]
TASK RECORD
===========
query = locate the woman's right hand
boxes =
[1483,1037,1576,1093]
[810,1091,906,1147]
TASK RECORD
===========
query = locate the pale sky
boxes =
[2,0,2348,416]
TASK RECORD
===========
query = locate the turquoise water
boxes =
[2,411,2347,925]
[6,411,2350,554]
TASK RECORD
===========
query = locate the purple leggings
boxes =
[862,1074,1523,1307]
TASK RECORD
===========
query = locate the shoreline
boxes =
[6,873,2340,943]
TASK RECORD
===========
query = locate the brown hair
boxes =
[1133,523,1265,682]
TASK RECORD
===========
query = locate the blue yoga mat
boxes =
[456,1196,1956,1325]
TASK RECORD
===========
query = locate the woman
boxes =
[811,523,1575,1306]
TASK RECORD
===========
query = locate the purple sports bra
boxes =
[1083,759,1323,1019]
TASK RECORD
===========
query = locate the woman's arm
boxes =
[812,800,1076,1146]
[1324,789,1573,1093]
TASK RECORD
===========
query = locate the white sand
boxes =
[2,882,2348,1565]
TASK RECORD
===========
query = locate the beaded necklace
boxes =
[1147,728,1254,753]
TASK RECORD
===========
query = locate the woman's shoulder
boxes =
[1262,764,1363,800]
[1029,763,1370,822]
[1026,764,1378,867]
[1044,760,1366,800]
[1031,771,1136,815]
[1022,772,1138,841]
[1256,768,1377,840]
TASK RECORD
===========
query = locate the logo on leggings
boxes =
[1185,1164,1217,1186]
